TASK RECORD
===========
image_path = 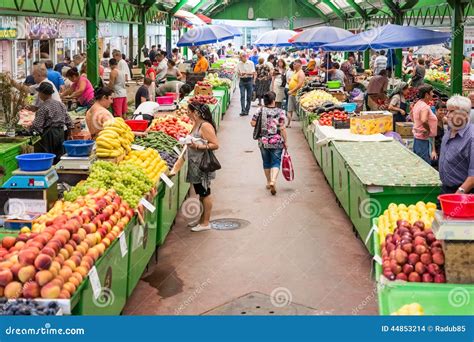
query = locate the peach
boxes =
[68,276,80,287]
[76,245,87,256]
[52,234,67,246]
[18,265,36,283]
[0,286,3,296]
[81,255,94,269]
[101,237,111,248]
[34,254,52,270]
[77,229,87,240]
[14,241,26,249]
[98,228,108,239]
[58,289,71,299]
[83,223,96,234]
[45,240,61,254]
[10,263,22,280]
[64,244,75,256]
[59,248,70,260]
[96,243,106,256]
[54,254,65,265]
[71,234,82,245]
[40,281,61,299]
[51,277,64,287]
[4,281,22,299]
[0,269,14,286]
[75,266,89,277]
[33,234,49,246]
[118,207,127,217]
[2,236,16,249]
[71,272,83,284]
[0,261,13,269]
[79,241,89,251]
[62,281,76,295]
[36,270,54,286]
[41,246,56,258]
[63,259,77,271]
[58,267,73,282]
[86,247,100,261]
[126,209,134,219]
[23,281,40,298]
[18,250,38,265]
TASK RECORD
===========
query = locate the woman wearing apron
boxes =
[388,82,410,131]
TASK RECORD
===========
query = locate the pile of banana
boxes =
[96,118,134,158]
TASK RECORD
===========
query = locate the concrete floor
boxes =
[123,93,378,315]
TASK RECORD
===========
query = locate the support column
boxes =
[166,14,172,55]
[364,50,370,70]
[183,28,188,60]
[129,24,134,62]
[451,0,464,94]
[394,14,403,78]
[138,8,146,68]
[86,0,99,86]
[343,21,349,60]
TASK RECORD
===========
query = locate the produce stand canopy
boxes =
[332,141,441,187]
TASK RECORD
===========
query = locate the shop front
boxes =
[0,16,18,77]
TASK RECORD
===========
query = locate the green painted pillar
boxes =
[289,0,294,30]
[166,14,172,54]
[364,50,370,70]
[129,24,134,62]
[343,21,349,60]
[138,9,146,69]
[451,0,464,94]
[394,14,403,78]
[86,0,99,86]
[183,28,188,59]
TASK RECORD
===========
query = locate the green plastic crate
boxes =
[373,226,474,315]
[156,174,179,245]
[178,160,190,208]
[73,224,131,315]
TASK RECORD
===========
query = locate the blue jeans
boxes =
[260,147,283,169]
[413,138,430,164]
[239,79,253,114]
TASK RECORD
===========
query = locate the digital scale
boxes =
[432,210,474,240]
[55,154,96,171]
[157,104,178,112]
[0,168,58,215]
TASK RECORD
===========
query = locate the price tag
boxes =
[119,231,128,257]
[88,266,102,300]
[131,144,145,151]
[160,173,174,188]
[373,255,383,265]
[364,225,378,246]
[173,146,182,155]
[139,198,156,213]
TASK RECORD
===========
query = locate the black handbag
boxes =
[199,148,221,173]
[253,109,263,140]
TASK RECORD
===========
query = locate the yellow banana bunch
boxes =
[391,303,424,315]
[122,148,168,184]
[96,118,134,158]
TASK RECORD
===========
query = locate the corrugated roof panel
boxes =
[316,3,333,15]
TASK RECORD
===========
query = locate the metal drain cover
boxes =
[211,218,250,230]
[202,292,320,315]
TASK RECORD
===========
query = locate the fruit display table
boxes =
[178,159,190,208]
[424,79,451,97]
[331,141,441,254]
[0,137,34,185]
[373,228,474,315]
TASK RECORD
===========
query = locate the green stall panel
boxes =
[331,146,351,217]
[156,174,179,246]
[0,229,19,240]
[373,229,474,315]
[0,138,31,184]
[73,224,131,315]
[313,136,323,167]
[321,143,334,188]
[126,194,158,297]
[178,160,190,208]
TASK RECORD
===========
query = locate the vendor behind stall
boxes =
[135,78,152,109]
[85,87,114,139]
[194,49,209,73]
[366,69,389,110]
[439,95,474,194]
[30,64,61,110]
[388,82,409,130]
[62,68,95,108]
[156,81,192,99]
[32,82,73,163]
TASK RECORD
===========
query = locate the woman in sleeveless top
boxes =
[108,58,128,117]
[85,87,114,139]
[186,103,219,232]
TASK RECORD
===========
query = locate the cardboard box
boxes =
[396,122,414,138]
[350,111,393,135]
[194,85,213,96]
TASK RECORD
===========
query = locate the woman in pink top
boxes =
[411,85,438,164]
[62,68,95,108]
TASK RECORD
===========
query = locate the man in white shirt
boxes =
[112,50,131,82]
[374,50,388,76]
[155,51,168,83]
[236,53,256,116]
[31,64,61,109]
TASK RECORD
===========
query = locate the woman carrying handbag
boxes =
[186,103,220,232]
[251,91,288,195]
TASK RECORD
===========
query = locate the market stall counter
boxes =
[0,136,36,185]
[156,174,180,246]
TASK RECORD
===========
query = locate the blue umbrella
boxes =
[177,25,234,47]
[216,23,242,37]
[322,24,451,51]
[289,26,354,48]
[254,29,296,47]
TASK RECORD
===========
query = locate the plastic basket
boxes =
[16,153,55,171]
[63,140,95,157]
[341,102,357,113]
[438,194,474,218]
[156,96,174,105]
[327,80,341,89]
[125,120,149,132]
[165,92,178,101]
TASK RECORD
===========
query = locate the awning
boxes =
[196,13,212,24]
[174,10,206,28]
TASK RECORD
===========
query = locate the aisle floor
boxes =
[124,93,377,315]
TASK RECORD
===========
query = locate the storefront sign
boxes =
[25,17,60,39]
[59,20,86,38]
[99,23,112,37]
[0,16,17,39]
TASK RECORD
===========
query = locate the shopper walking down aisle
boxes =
[251,91,288,195]
[186,103,220,232]
[272,59,287,109]
[144,60,156,102]
[287,59,305,128]
[255,58,272,106]
[112,50,131,81]
[412,85,438,164]
[62,68,94,109]
[388,82,409,130]
[439,95,474,195]
[108,58,128,117]
[194,49,209,73]
[373,50,387,77]
[236,53,256,116]
[85,87,114,139]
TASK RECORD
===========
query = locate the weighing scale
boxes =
[157,104,178,112]
[0,168,58,215]
[55,154,96,171]
[432,210,474,240]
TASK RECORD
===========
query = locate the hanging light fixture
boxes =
[248,6,255,20]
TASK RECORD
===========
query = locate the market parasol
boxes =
[177,25,234,47]
[414,45,451,57]
[254,29,296,47]
[289,26,354,48]
[216,23,242,37]
[321,24,451,51]
[174,10,206,28]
